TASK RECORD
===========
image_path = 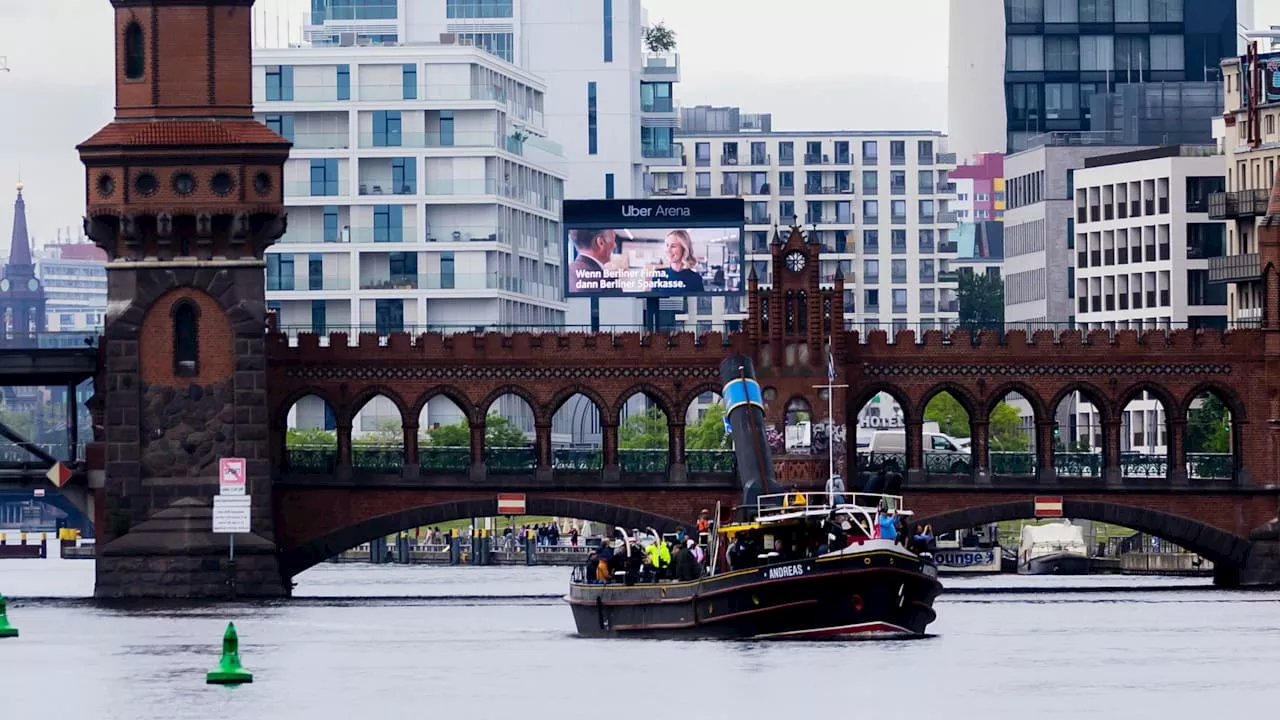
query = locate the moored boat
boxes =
[566,354,941,640]
[1017,521,1092,575]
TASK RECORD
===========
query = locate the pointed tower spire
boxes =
[8,181,32,268]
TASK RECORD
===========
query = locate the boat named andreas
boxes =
[566,355,942,640]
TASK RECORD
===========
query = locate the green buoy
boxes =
[206,622,252,685]
[0,594,18,638]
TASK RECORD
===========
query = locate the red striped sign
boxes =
[497,493,526,516]
[1034,496,1064,518]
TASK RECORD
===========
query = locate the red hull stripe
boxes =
[753,621,915,639]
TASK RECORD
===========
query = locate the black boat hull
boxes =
[1019,551,1092,575]
[567,541,942,639]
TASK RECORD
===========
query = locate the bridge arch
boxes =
[278,497,685,579]
[342,384,411,428]
[410,385,478,427]
[915,382,980,426]
[980,382,1048,420]
[916,499,1252,567]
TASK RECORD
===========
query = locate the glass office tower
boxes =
[1004,0,1237,152]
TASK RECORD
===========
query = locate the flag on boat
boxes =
[827,344,836,383]
[723,414,733,435]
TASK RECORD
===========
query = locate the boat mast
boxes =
[813,337,848,486]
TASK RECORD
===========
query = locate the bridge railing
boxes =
[284,445,737,475]
[858,450,1234,480]
[0,331,101,349]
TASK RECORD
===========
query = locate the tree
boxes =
[958,271,1004,331]
[286,427,337,447]
[425,413,529,448]
[924,392,969,438]
[686,402,731,450]
[352,419,401,447]
[619,406,668,449]
[1186,394,1230,453]
[643,22,677,52]
[989,402,1028,451]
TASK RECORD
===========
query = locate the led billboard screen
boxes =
[562,198,746,298]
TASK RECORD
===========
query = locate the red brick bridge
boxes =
[263,229,1280,584]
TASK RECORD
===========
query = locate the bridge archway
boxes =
[916,499,1252,567]
[278,497,685,579]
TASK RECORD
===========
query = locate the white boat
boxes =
[933,525,1001,574]
[1017,521,1091,575]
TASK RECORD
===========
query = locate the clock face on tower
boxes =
[785,251,806,273]
[27,279,38,292]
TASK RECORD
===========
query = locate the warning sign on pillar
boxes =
[219,457,247,496]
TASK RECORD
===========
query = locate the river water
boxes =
[2,560,1278,718]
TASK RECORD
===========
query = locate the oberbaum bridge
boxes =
[3,0,1280,598]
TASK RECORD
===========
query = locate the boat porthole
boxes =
[852,595,864,612]
[752,595,760,606]
[864,557,871,565]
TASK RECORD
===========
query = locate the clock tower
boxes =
[0,182,47,346]
[78,0,291,598]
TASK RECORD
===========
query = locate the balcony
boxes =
[720,183,742,196]
[643,145,682,160]
[642,52,680,78]
[360,273,421,291]
[747,153,772,166]
[804,153,828,165]
[641,98,675,114]
[293,132,350,150]
[890,155,906,166]
[937,240,958,254]
[1208,253,1261,284]
[938,299,959,312]
[720,154,739,166]
[746,213,772,226]
[358,181,415,196]
[425,227,501,243]
[1207,190,1269,220]
[936,211,958,224]
[936,152,957,164]
[937,271,960,283]
[936,181,956,193]
[357,130,500,150]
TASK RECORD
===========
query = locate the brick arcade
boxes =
[74,0,1280,598]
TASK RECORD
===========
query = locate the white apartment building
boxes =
[35,239,107,332]
[1070,145,1228,455]
[649,118,962,333]
[301,0,679,329]
[252,43,566,434]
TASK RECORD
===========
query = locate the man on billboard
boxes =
[568,228,617,293]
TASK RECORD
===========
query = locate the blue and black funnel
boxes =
[719,355,776,512]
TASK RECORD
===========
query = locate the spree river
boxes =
[2,560,1279,718]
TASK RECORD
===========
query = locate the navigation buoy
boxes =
[206,622,252,685]
[0,594,17,638]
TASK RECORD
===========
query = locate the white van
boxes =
[859,429,971,474]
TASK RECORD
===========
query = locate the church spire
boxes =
[8,181,32,269]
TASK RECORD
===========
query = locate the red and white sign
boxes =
[45,462,72,488]
[33,488,45,498]
[497,493,526,516]
[219,457,247,496]
[1034,496,1064,518]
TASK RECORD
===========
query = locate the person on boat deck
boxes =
[696,509,712,544]
[595,539,614,583]
[688,538,706,565]
[908,524,934,554]
[825,474,846,506]
[877,509,898,541]
[672,540,703,581]
[783,487,807,507]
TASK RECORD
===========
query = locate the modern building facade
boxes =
[252,43,566,434]
[651,106,963,334]
[947,0,1007,159]
[1002,136,1151,328]
[950,153,1005,223]
[1070,145,1227,453]
[1001,0,1241,153]
[35,239,108,333]
[302,0,680,329]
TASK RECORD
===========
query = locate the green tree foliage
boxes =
[352,419,401,447]
[619,406,668,449]
[686,402,731,450]
[0,404,62,442]
[286,427,337,447]
[924,392,970,437]
[643,22,677,52]
[1185,394,1230,453]
[958,271,1005,330]
[989,402,1028,451]
[425,413,529,448]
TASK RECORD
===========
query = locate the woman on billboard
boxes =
[660,230,704,293]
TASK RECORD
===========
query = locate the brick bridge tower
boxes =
[78,0,291,598]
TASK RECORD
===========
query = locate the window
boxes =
[1007,36,1044,71]
[309,159,339,196]
[402,63,417,100]
[1044,0,1078,22]
[372,110,401,147]
[864,289,880,310]
[1114,36,1150,72]
[863,199,879,221]
[641,81,673,112]
[265,65,293,101]
[1150,0,1182,22]
[391,157,416,194]
[863,230,879,252]
[337,64,350,101]
[265,113,294,141]
[438,111,454,146]
[1045,37,1080,71]
[453,32,514,62]
[1150,36,1184,71]
[440,252,455,289]
[374,299,403,335]
[124,22,145,80]
[172,301,199,377]
[891,260,907,283]
[267,253,295,290]
[308,254,323,291]
[1113,0,1147,22]
[861,141,878,164]
[1045,82,1080,120]
[1078,0,1112,22]
[892,288,908,312]
[1079,36,1114,71]
[864,259,880,282]
[446,0,514,19]
[373,205,403,243]
[310,300,326,334]
[605,173,615,199]
[1007,0,1044,22]
[587,81,598,155]
[323,205,339,242]
[862,170,878,193]
[603,0,613,62]
[779,142,794,165]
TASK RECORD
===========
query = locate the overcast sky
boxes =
[1,0,1274,247]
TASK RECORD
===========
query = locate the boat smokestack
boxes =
[719,355,776,508]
